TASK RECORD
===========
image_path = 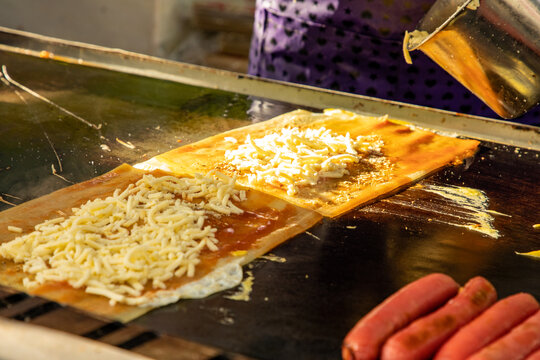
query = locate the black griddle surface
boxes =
[1,50,539,360]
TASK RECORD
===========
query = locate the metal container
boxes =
[406,0,540,119]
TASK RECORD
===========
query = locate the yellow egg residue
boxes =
[516,250,540,259]
[423,184,501,238]
[260,253,287,263]
[224,270,254,302]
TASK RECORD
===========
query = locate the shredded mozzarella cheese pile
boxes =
[224,127,385,195]
[0,171,246,306]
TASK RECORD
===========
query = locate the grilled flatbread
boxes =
[139,109,480,217]
[0,164,321,321]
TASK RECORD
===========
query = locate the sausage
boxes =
[380,276,497,360]
[526,348,540,360]
[468,309,540,360]
[434,293,539,360]
[341,273,459,360]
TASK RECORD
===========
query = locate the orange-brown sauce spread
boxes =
[159,202,295,292]
[3,168,297,303]
[29,200,295,316]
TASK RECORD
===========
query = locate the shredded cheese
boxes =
[403,30,413,65]
[224,126,387,195]
[0,171,246,306]
[7,226,23,233]
[403,30,430,64]
[466,0,480,10]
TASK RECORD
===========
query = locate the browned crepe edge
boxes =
[149,110,480,218]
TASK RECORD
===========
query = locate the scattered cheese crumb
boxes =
[305,231,321,241]
[100,144,111,152]
[403,30,430,64]
[0,196,16,207]
[0,171,246,306]
[466,0,480,10]
[403,31,413,65]
[7,226,23,233]
[116,138,136,149]
[260,254,286,263]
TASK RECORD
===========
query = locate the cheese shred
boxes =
[0,171,246,306]
[224,126,388,195]
[7,226,23,233]
[403,30,413,65]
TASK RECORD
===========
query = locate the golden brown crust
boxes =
[149,109,480,217]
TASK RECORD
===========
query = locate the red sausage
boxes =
[468,310,540,360]
[435,293,539,360]
[526,348,540,360]
[381,276,497,360]
[341,273,459,360]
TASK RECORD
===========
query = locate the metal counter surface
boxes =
[0,29,539,360]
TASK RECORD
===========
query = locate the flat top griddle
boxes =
[0,28,539,360]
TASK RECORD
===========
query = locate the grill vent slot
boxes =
[208,355,234,360]
[117,331,159,350]
[82,321,125,340]
[11,301,62,321]
[0,293,29,309]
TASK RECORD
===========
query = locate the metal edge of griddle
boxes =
[0,26,538,151]
[0,286,255,360]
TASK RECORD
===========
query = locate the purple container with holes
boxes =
[248,0,539,125]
